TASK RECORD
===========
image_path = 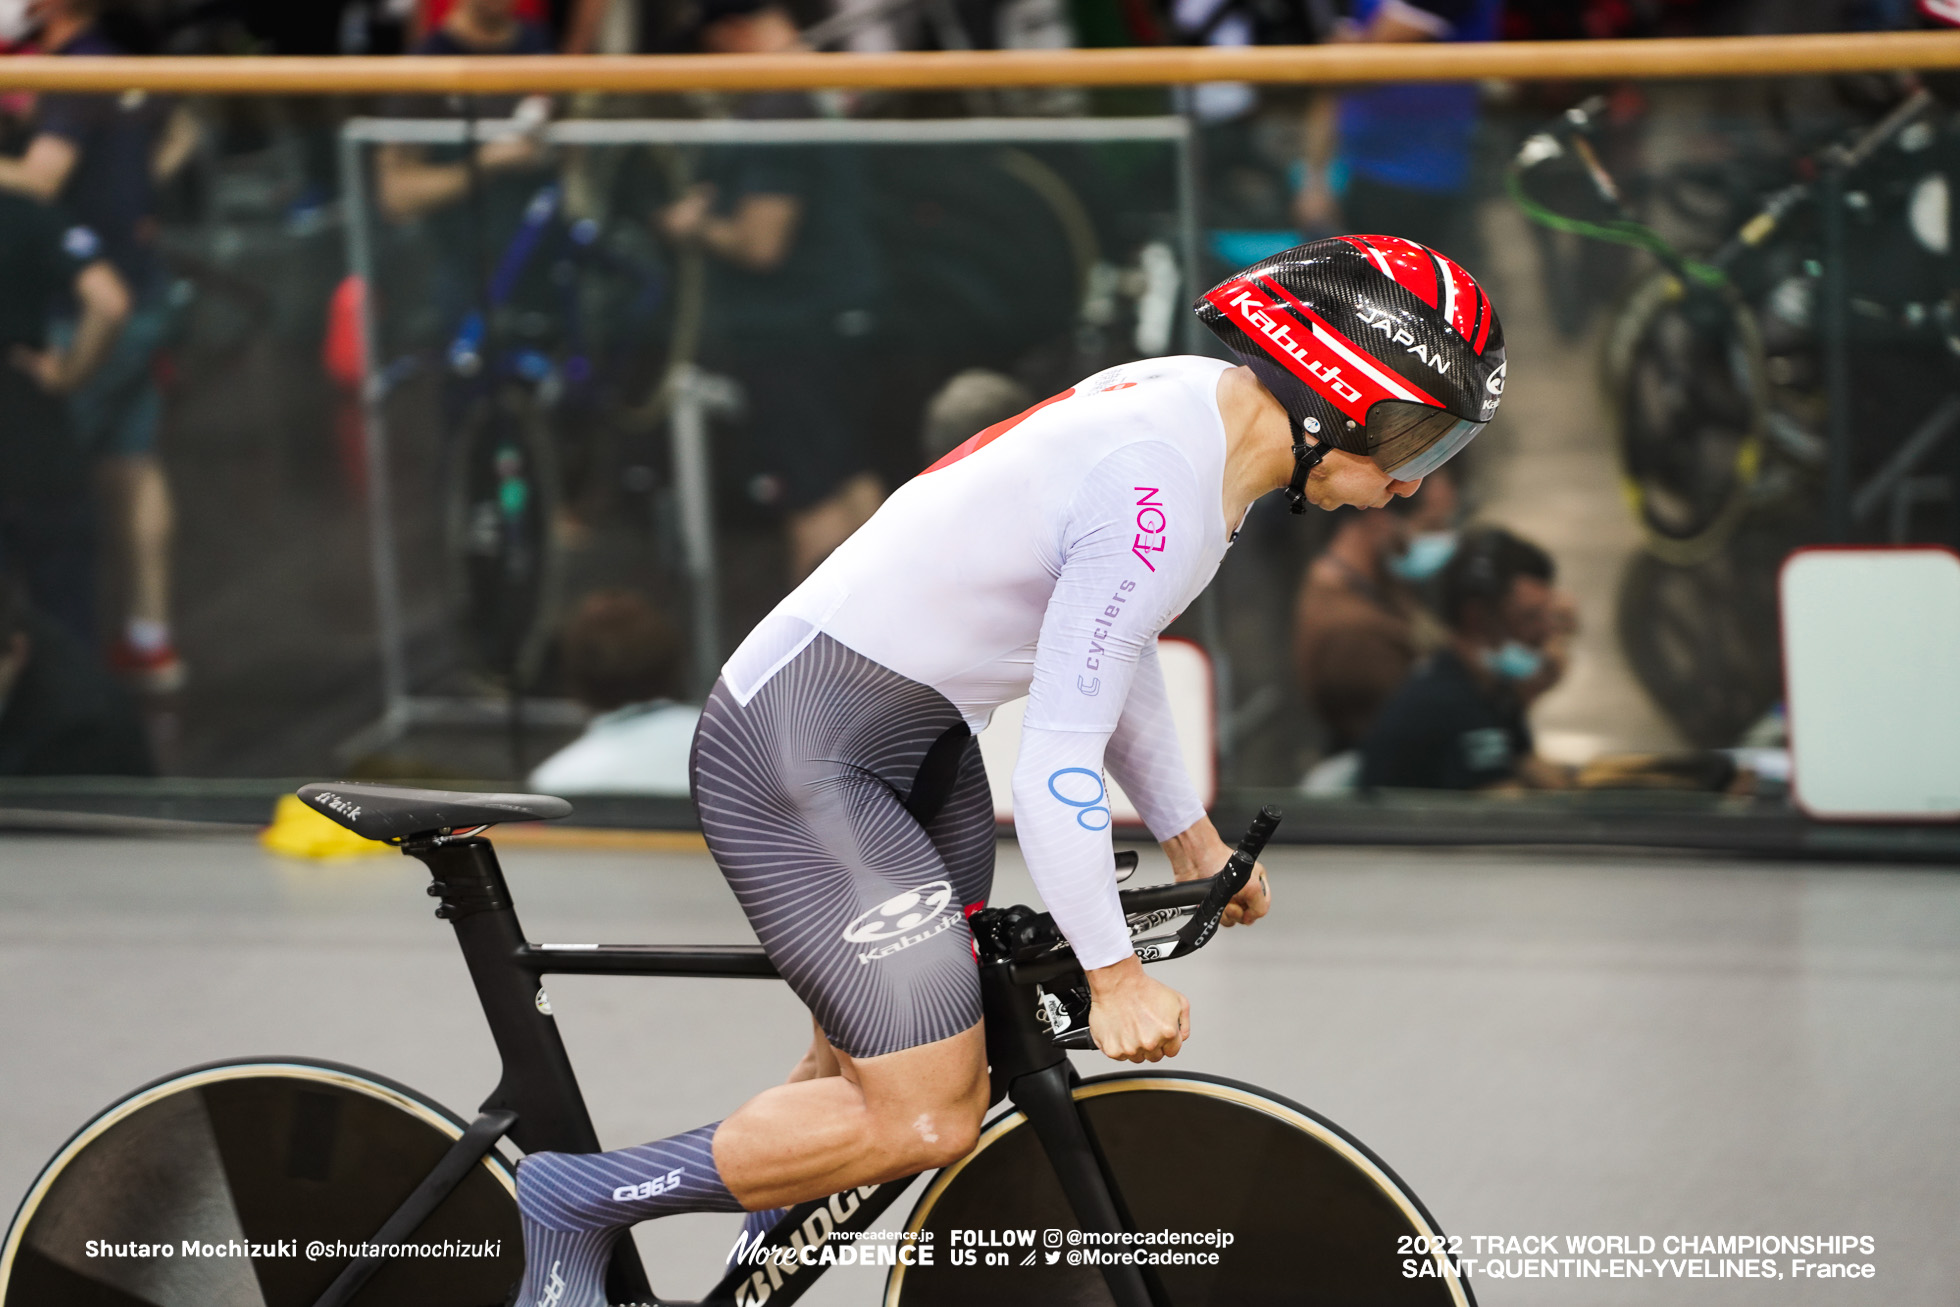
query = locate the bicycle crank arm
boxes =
[311,1108,519,1307]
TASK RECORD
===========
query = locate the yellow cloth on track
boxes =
[259,793,389,859]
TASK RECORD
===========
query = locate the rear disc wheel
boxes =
[0,1058,521,1307]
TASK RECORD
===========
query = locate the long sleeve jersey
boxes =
[721,355,1238,969]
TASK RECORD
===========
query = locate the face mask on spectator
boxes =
[1481,640,1544,682]
[1388,530,1458,582]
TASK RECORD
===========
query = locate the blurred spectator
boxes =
[0,573,153,776]
[376,0,554,227]
[1294,0,1500,262]
[0,0,200,692]
[1360,527,1577,791]
[374,0,558,384]
[919,368,1033,466]
[0,188,127,646]
[527,590,697,795]
[659,0,885,581]
[1292,468,1458,754]
[414,0,617,51]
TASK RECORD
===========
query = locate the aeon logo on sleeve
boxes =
[845,881,958,964]
[1132,486,1168,572]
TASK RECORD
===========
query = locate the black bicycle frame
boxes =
[316,833,1168,1307]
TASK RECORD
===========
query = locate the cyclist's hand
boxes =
[1224,861,1271,928]
[1086,956,1188,1063]
[1163,820,1271,927]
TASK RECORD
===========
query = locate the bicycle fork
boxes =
[982,963,1168,1307]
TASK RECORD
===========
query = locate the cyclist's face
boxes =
[1306,447,1421,511]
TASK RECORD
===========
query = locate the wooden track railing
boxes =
[0,30,1956,95]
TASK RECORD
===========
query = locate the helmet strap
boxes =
[1284,433,1338,515]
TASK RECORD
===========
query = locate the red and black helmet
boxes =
[1194,235,1507,509]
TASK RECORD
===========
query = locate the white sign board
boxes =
[976,637,1216,828]
[1781,547,1960,820]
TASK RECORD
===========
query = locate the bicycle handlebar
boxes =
[1029,806,1282,1050]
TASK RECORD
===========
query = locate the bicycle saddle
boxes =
[297,782,572,842]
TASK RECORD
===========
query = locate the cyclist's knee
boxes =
[878,1098,982,1172]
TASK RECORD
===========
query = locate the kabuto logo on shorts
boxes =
[843,881,958,963]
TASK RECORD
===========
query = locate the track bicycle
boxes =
[1,784,1475,1307]
[436,179,668,685]
[1511,85,1956,566]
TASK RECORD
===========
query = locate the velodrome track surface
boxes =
[3,833,1955,1304]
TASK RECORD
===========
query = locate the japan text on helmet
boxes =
[1194,235,1507,509]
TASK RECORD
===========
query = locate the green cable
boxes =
[1505,168,1727,290]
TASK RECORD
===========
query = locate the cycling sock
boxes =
[514,1122,743,1307]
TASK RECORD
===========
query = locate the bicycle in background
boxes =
[1511,83,1959,745]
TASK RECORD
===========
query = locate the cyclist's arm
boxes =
[1103,640,1208,845]
[1011,443,1204,971]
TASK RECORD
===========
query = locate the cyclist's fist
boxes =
[1163,820,1271,928]
[1223,861,1271,928]
[1086,956,1189,1064]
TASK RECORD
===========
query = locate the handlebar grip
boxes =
[1172,805,1281,958]
[1235,805,1282,868]
[1041,808,1283,1048]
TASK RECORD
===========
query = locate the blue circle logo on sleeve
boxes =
[1047,767,1112,831]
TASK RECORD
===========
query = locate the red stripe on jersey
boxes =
[921,388,1076,474]
[1204,278,1404,422]
[1353,234,1442,309]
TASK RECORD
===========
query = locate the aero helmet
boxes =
[1194,235,1507,512]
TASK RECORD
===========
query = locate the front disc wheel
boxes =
[887,1071,1473,1306]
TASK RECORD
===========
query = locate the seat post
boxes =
[403,834,658,1305]
[405,835,602,1157]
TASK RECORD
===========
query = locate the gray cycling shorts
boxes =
[690,633,995,1059]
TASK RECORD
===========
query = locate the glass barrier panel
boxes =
[0,64,1953,854]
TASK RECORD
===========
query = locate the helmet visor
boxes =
[1366,400,1487,482]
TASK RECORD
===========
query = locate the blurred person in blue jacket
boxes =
[1293,0,1501,263]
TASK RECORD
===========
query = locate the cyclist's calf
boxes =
[717,1023,988,1207]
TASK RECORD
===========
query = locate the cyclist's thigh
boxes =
[692,634,991,1061]
[918,733,994,916]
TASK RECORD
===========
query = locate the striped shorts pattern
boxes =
[690,634,995,1058]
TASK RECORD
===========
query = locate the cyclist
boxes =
[510,235,1507,1307]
